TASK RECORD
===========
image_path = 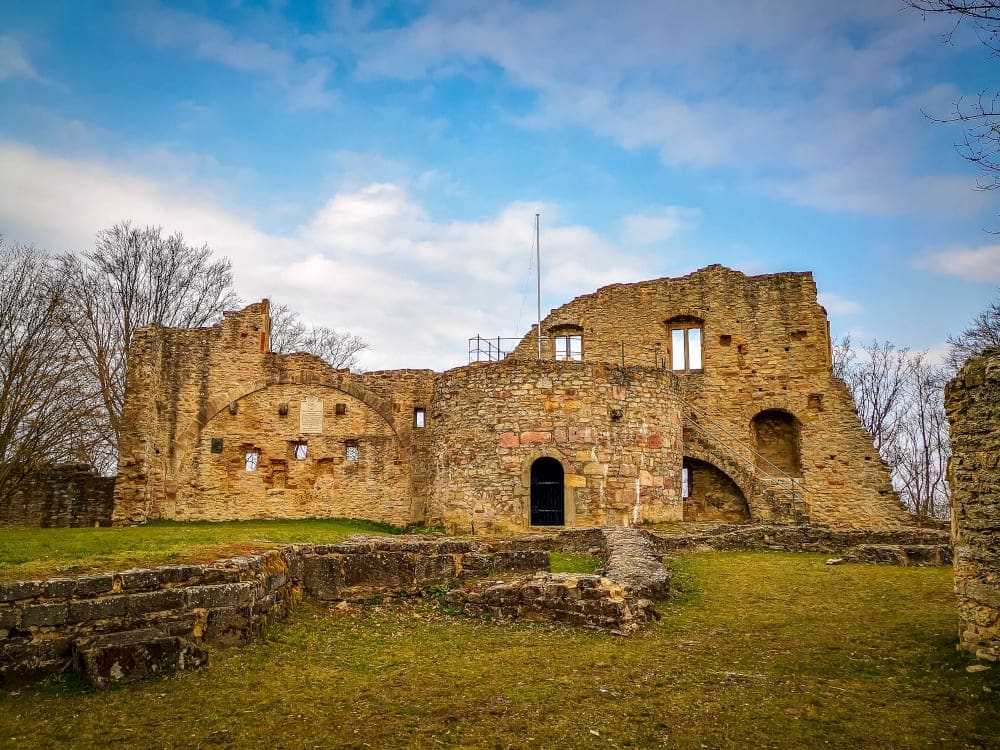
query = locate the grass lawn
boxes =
[2,551,997,749]
[0,518,403,581]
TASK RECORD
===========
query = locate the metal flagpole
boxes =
[536,213,541,360]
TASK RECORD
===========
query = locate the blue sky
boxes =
[1,0,998,370]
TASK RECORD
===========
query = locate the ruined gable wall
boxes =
[428,359,683,534]
[114,303,433,526]
[511,265,908,528]
[946,348,1000,661]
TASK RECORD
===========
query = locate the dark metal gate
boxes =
[530,457,564,526]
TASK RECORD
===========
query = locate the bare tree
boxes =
[892,353,951,518]
[835,335,952,518]
[269,302,368,371]
[837,338,910,456]
[946,290,1000,368]
[59,223,240,471]
[907,1,1000,189]
[0,241,96,498]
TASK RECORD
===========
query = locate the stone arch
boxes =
[751,408,802,477]
[171,375,399,478]
[681,435,762,522]
[681,456,750,523]
[518,448,577,528]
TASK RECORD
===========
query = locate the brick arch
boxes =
[170,375,400,477]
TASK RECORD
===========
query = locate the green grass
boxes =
[2,551,997,748]
[550,552,600,574]
[0,518,404,581]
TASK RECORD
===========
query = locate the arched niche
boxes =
[751,409,802,477]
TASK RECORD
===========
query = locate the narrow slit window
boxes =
[681,466,691,499]
[293,442,308,460]
[345,442,360,462]
[414,408,426,428]
[245,451,260,472]
[671,329,686,370]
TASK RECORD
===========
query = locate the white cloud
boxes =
[621,207,700,247]
[818,292,862,316]
[334,1,982,219]
[0,35,45,82]
[0,141,677,371]
[137,4,335,109]
[918,244,1000,282]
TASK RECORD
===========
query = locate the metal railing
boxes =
[468,334,679,367]
[680,398,813,516]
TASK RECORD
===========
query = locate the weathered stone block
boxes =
[21,602,69,628]
[127,588,186,616]
[203,606,253,646]
[0,637,73,685]
[0,580,44,603]
[75,573,115,597]
[118,569,161,592]
[185,582,257,609]
[68,595,129,623]
[73,628,207,687]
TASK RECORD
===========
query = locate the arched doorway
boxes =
[530,457,565,525]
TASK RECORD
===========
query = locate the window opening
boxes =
[293,442,308,460]
[670,325,702,371]
[681,466,691,498]
[345,442,360,462]
[414,408,426,428]
[554,334,582,361]
[245,451,260,472]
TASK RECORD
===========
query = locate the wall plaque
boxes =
[300,398,324,433]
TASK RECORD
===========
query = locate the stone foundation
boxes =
[447,573,658,634]
[946,348,1000,662]
[0,535,552,686]
[645,523,950,558]
[300,535,548,601]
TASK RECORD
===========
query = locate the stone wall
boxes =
[1,464,115,527]
[113,299,436,527]
[0,548,301,685]
[510,264,909,529]
[113,264,911,533]
[429,359,683,534]
[945,348,1000,661]
[0,536,553,685]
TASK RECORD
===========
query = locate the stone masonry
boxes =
[1,464,115,527]
[113,265,911,533]
[511,264,909,528]
[946,347,1000,661]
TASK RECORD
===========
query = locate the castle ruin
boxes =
[113,264,911,533]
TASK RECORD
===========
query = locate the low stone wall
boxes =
[447,573,658,635]
[646,523,951,560]
[1,464,115,527]
[300,535,548,601]
[1,549,300,685]
[600,527,672,598]
[0,536,551,686]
